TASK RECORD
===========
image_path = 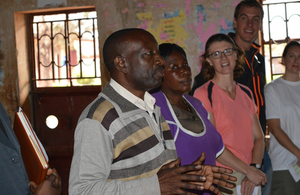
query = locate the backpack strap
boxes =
[237,83,252,100]
[207,81,252,107]
[207,81,214,107]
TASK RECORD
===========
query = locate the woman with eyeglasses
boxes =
[194,33,265,195]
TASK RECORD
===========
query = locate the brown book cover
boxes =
[13,108,49,184]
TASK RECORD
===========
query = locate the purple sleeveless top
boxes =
[152,91,224,166]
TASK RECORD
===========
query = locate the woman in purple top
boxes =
[151,43,267,195]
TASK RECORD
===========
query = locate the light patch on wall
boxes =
[232,1,240,7]
[137,9,188,49]
[155,3,168,8]
[185,0,191,16]
[122,8,129,14]
[195,6,216,52]
[121,7,129,14]
[135,1,235,72]
[193,4,234,70]
[106,23,120,29]
[104,11,109,20]
[138,3,145,7]
[37,0,67,8]
[136,12,153,29]
[219,18,229,30]
[214,2,221,9]
[103,3,110,7]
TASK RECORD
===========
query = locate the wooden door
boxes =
[32,87,99,195]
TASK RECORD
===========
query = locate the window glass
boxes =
[32,11,100,88]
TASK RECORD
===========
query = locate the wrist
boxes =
[250,163,261,169]
[294,151,300,160]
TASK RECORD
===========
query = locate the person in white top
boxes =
[265,41,300,195]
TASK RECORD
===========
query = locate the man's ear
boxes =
[233,18,237,29]
[114,56,128,73]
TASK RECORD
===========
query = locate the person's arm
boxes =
[240,114,265,195]
[217,147,266,186]
[69,119,161,195]
[210,107,265,195]
[251,114,265,165]
[267,118,300,164]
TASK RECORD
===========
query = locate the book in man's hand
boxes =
[13,107,49,184]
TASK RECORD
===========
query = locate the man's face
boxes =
[124,31,164,92]
[234,6,262,44]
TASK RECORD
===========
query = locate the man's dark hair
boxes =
[103,28,145,73]
[234,0,264,20]
[159,43,186,61]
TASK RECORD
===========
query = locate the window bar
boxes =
[284,3,289,40]
[64,18,68,79]
[37,22,41,81]
[93,18,97,78]
[66,14,72,86]
[65,17,70,82]
[50,21,55,80]
[266,4,274,80]
[78,19,83,79]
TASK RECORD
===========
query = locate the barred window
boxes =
[32,9,100,88]
[262,0,300,82]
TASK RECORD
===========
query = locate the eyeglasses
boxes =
[208,48,236,59]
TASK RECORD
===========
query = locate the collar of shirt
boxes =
[110,79,156,116]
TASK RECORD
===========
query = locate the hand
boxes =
[191,153,237,195]
[241,176,255,195]
[245,166,267,186]
[296,154,300,167]
[158,158,206,195]
[30,168,62,195]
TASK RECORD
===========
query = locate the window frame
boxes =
[261,0,300,82]
[29,7,101,91]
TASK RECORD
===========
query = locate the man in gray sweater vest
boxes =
[69,28,237,195]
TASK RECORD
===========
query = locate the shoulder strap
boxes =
[237,83,252,100]
[208,82,252,107]
[207,81,214,106]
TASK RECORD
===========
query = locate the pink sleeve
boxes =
[193,86,212,113]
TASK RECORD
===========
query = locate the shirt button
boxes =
[12,156,20,164]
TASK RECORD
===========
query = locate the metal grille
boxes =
[262,1,300,82]
[32,10,100,88]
